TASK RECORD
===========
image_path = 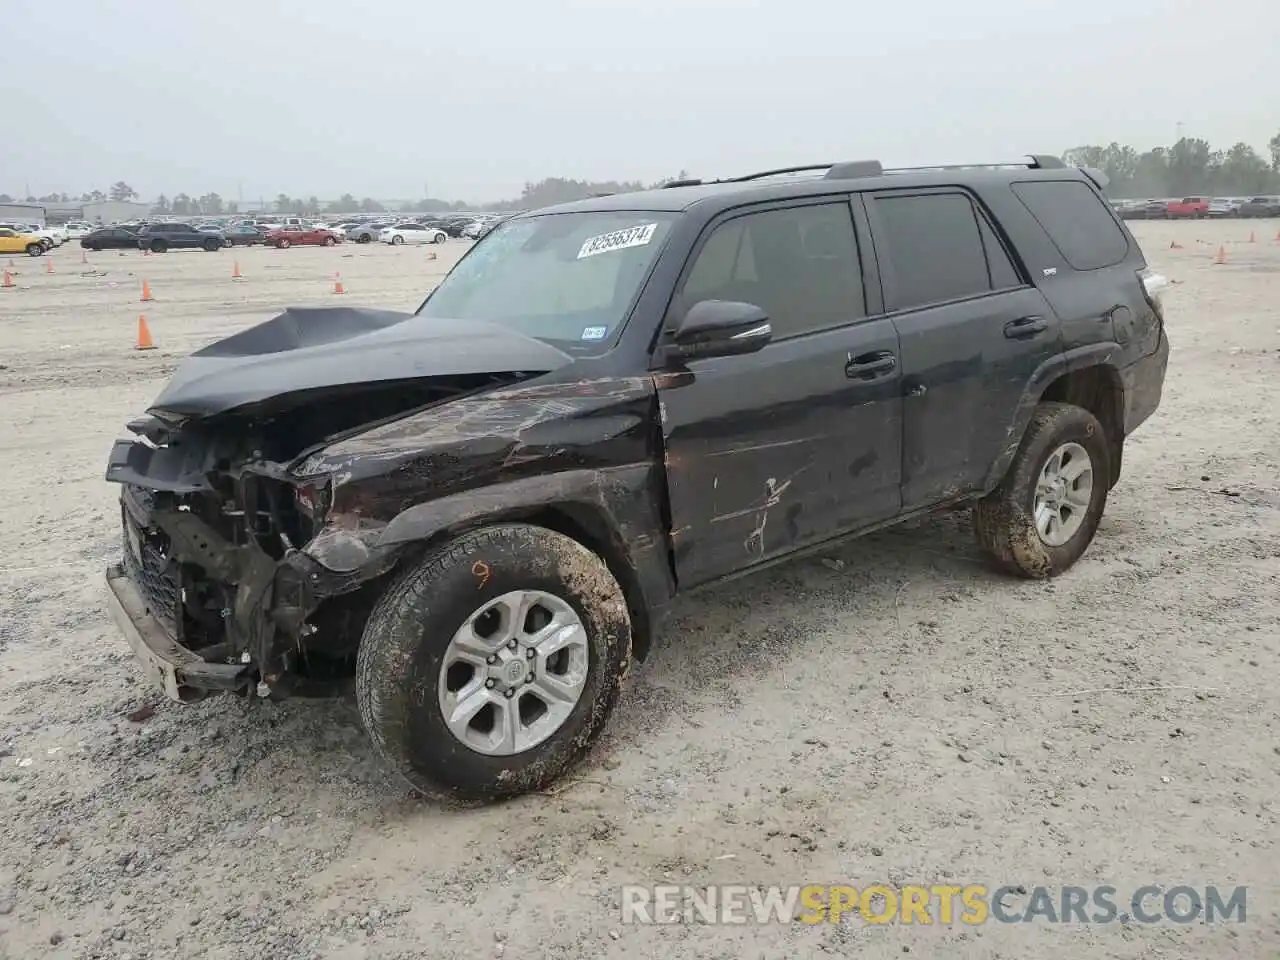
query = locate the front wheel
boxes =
[433,232,447,244]
[203,239,220,251]
[357,524,632,804]
[973,402,1110,579]
[150,240,167,253]
[278,238,291,249]
[323,236,336,246]
[26,243,44,257]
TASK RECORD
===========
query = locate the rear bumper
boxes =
[1122,330,1169,435]
[106,562,252,701]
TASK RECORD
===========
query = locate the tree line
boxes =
[6,133,1280,216]
[1064,132,1280,198]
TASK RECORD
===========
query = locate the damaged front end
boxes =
[104,306,574,702]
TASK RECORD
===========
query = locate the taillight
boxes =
[1138,268,1168,324]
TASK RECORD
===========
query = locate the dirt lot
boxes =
[0,223,1277,960]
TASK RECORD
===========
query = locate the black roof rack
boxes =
[654,154,1067,193]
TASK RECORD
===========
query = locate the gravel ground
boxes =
[0,223,1277,960]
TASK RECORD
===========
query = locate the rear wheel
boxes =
[323,235,336,246]
[973,402,1110,579]
[357,524,631,804]
[89,242,101,252]
[391,234,404,245]
[203,238,220,252]
[150,240,167,253]
[278,238,291,249]
[433,232,447,244]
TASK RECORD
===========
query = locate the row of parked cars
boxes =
[73,213,513,253]
[1112,196,1280,220]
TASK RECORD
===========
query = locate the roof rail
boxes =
[727,164,836,182]
[660,178,703,189]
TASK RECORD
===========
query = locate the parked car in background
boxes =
[1238,196,1280,218]
[380,222,448,245]
[80,226,142,251]
[136,222,225,253]
[0,227,47,256]
[264,224,341,248]
[64,221,94,240]
[312,222,347,240]
[347,222,391,243]
[222,225,268,247]
[1165,197,1209,218]
[1,224,59,249]
[1118,200,1167,220]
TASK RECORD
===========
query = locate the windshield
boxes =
[419,211,675,352]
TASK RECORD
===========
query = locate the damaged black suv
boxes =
[105,155,1170,802]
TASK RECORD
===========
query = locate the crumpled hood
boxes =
[148,306,574,418]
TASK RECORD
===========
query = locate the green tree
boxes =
[199,193,224,215]
[109,181,137,201]
[0,193,11,202]
[359,197,385,213]
[152,194,171,214]
[275,193,293,213]
[172,193,195,216]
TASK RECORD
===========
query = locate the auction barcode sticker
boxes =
[577,223,658,259]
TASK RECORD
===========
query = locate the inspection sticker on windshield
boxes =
[577,223,658,259]
[580,326,608,341]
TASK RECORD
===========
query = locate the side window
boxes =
[874,193,992,309]
[1011,180,1129,271]
[976,213,1022,290]
[677,202,865,339]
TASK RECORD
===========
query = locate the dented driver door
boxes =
[653,199,903,590]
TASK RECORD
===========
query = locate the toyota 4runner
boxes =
[104,154,1170,803]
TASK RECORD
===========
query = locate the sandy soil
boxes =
[0,223,1276,960]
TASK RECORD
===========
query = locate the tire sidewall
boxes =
[1011,407,1110,571]
[359,525,630,803]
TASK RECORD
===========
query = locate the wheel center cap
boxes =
[502,659,527,685]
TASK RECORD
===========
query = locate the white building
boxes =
[0,201,47,225]
[81,200,151,224]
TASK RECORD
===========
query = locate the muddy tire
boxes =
[973,401,1110,579]
[356,523,631,804]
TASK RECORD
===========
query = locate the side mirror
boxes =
[663,300,771,363]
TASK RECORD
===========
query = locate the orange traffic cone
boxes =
[80,248,88,264]
[333,272,345,295]
[231,260,243,280]
[135,315,156,351]
[140,279,154,302]
[2,269,13,289]
[1212,245,1227,264]
[45,258,54,274]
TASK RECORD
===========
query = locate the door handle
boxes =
[1003,315,1048,339]
[845,351,897,380]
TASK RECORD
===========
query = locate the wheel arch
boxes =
[984,347,1126,492]
[368,467,674,662]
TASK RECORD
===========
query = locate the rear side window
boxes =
[1011,180,1129,271]
[873,193,995,310]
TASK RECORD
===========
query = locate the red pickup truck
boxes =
[1165,197,1209,219]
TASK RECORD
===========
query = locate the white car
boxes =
[380,222,447,245]
[64,221,93,240]
[311,222,346,240]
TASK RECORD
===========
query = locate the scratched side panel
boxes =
[302,376,659,524]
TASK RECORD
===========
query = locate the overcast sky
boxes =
[3,0,1276,203]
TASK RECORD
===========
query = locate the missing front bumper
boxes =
[105,562,253,701]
